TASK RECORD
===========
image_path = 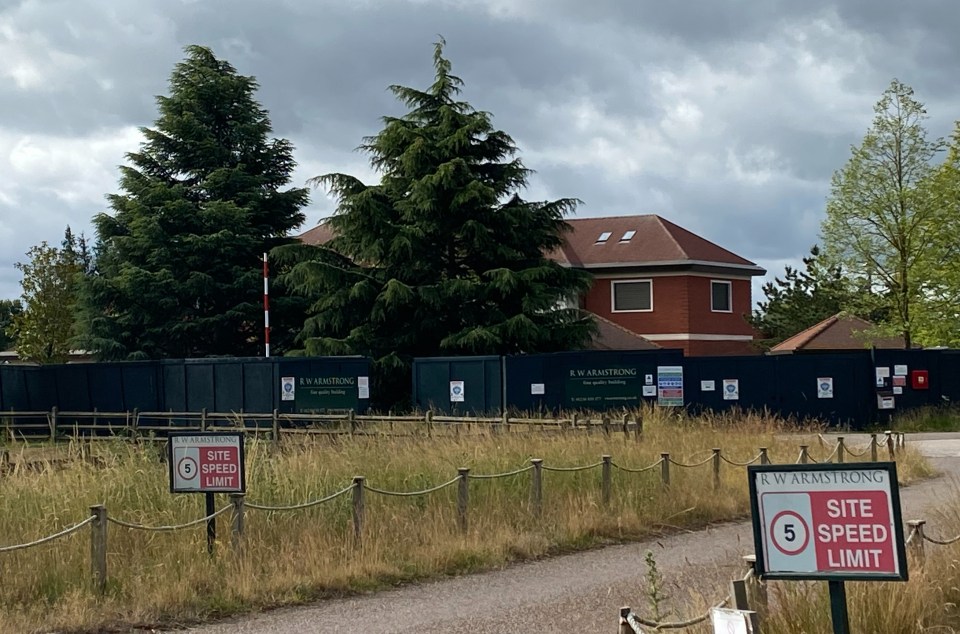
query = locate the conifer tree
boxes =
[281,39,593,404]
[78,45,308,359]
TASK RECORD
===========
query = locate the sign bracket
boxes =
[205,491,216,555]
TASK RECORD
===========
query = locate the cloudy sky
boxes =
[1,0,958,305]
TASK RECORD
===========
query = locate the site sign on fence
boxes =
[168,432,246,494]
[747,462,908,581]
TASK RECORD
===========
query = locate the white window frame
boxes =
[710,280,732,313]
[611,279,653,313]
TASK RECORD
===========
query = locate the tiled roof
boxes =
[770,314,905,353]
[298,213,764,274]
[548,214,763,272]
[298,221,336,246]
[583,312,660,351]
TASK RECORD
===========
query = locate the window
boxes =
[596,232,612,243]
[612,279,652,312]
[619,230,636,242]
[711,280,732,312]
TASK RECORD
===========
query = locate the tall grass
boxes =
[0,408,929,633]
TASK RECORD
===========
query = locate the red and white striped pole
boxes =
[263,252,270,358]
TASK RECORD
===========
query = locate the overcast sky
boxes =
[2,0,958,306]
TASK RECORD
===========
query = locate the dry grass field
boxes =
[0,408,932,633]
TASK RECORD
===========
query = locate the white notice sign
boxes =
[281,376,295,401]
[723,379,739,401]
[894,365,908,376]
[710,608,753,634]
[701,380,715,392]
[531,383,545,395]
[817,377,834,399]
[450,380,465,402]
[358,376,370,400]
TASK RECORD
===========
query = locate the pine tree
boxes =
[280,39,594,405]
[78,45,308,359]
[750,245,859,348]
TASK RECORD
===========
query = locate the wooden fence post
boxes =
[601,416,610,436]
[621,413,630,439]
[50,406,58,441]
[457,468,469,534]
[201,408,207,432]
[712,448,721,490]
[743,554,767,620]
[660,452,670,489]
[799,445,809,464]
[230,493,245,555]
[271,409,280,444]
[348,409,356,435]
[908,519,926,565]
[602,455,612,506]
[531,459,543,519]
[352,476,365,545]
[570,412,579,431]
[886,431,895,460]
[619,607,633,634]
[729,578,761,633]
[836,437,845,463]
[759,447,769,465]
[90,505,107,594]
[870,434,878,462]
[425,410,433,437]
[635,412,643,441]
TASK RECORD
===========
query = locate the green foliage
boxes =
[280,39,594,406]
[0,299,23,351]
[8,228,88,363]
[750,245,870,349]
[643,549,672,622]
[76,45,308,360]
[918,126,960,347]
[821,79,944,349]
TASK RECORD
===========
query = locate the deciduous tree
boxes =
[9,231,84,363]
[821,79,944,349]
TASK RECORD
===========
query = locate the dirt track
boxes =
[172,435,960,634]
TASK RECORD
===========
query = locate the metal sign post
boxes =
[748,462,907,634]
[168,432,246,555]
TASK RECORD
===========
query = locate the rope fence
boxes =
[0,430,912,603]
[0,516,95,554]
[108,505,232,531]
[620,562,760,633]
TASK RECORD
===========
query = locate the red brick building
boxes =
[549,215,765,356]
[298,213,764,356]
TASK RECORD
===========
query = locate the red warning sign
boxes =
[749,463,907,581]
[169,433,245,493]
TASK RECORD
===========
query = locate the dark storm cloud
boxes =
[2,0,960,303]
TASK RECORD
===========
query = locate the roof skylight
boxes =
[620,230,636,242]
[596,231,612,243]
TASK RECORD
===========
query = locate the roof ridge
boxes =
[564,213,661,222]
[770,313,843,351]
[653,216,686,258]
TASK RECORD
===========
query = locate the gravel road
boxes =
[170,434,960,634]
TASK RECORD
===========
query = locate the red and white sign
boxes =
[169,433,245,493]
[749,464,907,581]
